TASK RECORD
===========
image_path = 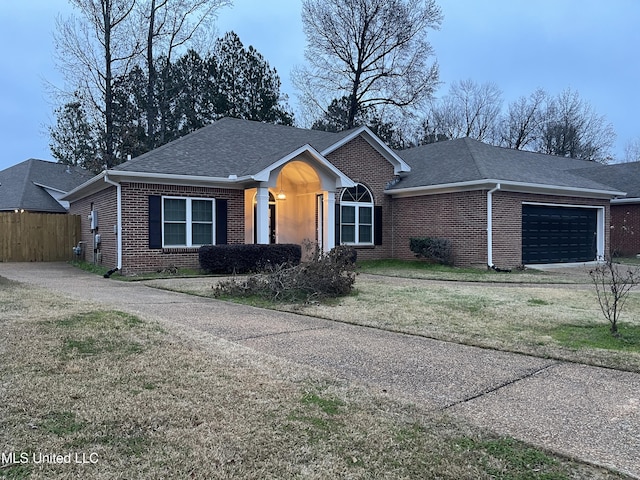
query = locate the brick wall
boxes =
[390,189,611,268]
[326,136,396,260]
[71,183,244,275]
[610,204,640,257]
[119,183,244,274]
[68,186,118,268]
[392,190,488,267]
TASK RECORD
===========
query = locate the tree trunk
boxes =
[146,0,157,149]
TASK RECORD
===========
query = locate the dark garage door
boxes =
[522,205,597,264]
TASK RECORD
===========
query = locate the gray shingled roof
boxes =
[114,117,354,177]
[392,138,619,193]
[573,161,640,199]
[0,159,94,212]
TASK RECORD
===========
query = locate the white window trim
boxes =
[162,196,215,248]
[340,184,374,246]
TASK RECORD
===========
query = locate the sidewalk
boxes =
[1,263,638,478]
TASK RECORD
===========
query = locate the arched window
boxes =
[340,184,373,245]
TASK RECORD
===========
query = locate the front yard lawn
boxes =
[1,279,623,479]
[148,265,640,372]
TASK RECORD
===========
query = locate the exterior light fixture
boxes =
[276,174,287,200]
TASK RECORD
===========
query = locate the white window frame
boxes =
[162,196,215,247]
[340,184,374,246]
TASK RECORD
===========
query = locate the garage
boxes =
[522,205,598,264]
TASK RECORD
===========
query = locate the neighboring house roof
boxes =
[0,159,93,213]
[391,138,623,197]
[574,161,640,202]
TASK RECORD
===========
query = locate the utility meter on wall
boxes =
[88,211,98,230]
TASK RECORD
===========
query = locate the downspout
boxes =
[104,173,122,273]
[487,183,501,268]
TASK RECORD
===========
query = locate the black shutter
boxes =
[335,203,341,245]
[216,199,228,245]
[374,206,383,245]
[148,195,162,249]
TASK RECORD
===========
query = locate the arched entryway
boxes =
[244,149,355,252]
[272,161,321,246]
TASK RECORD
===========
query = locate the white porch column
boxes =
[255,184,270,244]
[323,191,336,252]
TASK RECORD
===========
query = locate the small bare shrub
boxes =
[213,245,357,303]
[589,259,639,335]
[409,237,453,265]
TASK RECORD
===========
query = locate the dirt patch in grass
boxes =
[0,280,625,479]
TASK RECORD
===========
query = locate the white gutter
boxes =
[62,170,251,202]
[611,197,637,204]
[105,170,253,184]
[487,183,501,268]
[103,174,122,270]
[386,179,625,199]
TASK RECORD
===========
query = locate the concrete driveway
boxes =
[1,263,638,478]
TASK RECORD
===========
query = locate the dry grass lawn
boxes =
[0,276,627,479]
[150,272,640,373]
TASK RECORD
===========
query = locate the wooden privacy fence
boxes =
[0,212,81,262]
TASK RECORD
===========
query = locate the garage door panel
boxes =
[522,206,597,264]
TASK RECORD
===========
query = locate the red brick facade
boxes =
[390,190,610,269]
[69,133,614,273]
[70,183,244,275]
[391,190,488,267]
[326,136,396,260]
[610,204,640,257]
[69,186,118,267]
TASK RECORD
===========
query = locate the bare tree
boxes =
[54,0,141,168]
[423,79,502,143]
[537,88,616,163]
[53,0,230,167]
[623,136,640,163]
[140,0,231,147]
[500,88,547,150]
[589,259,639,335]
[295,0,442,129]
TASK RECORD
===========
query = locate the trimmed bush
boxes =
[198,244,301,274]
[409,237,453,265]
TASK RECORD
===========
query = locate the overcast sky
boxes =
[1,0,638,171]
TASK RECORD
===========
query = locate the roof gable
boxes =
[0,159,93,212]
[112,117,407,179]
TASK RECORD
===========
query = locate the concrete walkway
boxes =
[1,263,638,478]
